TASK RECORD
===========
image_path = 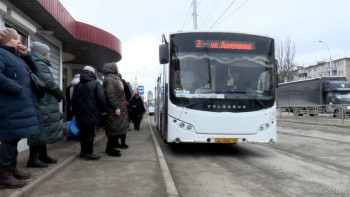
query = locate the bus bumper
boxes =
[167,119,277,144]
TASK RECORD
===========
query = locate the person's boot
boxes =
[120,135,128,149]
[106,137,121,157]
[114,139,122,148]
[107,149,121,157]
[0,168,27,189]
[38,145,57,164]
[10,162,31,180]
[135,122,140,130]
[85,154,101,160]
[27,146,49,168]
[105,136,120,153]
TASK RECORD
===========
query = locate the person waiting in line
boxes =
[0,28,44,188]
[128,93,146,130]
[65,74,80,122]
[72,66,106,160]
[26,42,64,168]
[115,72,132,148]
[102,63,129,156]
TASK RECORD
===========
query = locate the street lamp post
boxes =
[134,66,147,93]
[319,40,333,77]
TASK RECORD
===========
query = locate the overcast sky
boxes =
[59,0,350,98]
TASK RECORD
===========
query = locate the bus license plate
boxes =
[215,138,238,143]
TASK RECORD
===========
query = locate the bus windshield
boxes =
[172,53,273,97]
[169,33,275,110]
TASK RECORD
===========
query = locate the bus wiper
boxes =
[240,91,266,108]
[211,90,266,108]
[184,98,212,108]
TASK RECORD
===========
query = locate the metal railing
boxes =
[278,105,350,124]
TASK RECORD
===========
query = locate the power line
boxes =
[209,0,236,29]
[211,0,249,29]
[181,1,193,31]
[199,0,220,29]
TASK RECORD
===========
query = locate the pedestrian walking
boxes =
[72,66,106,160]
[0,28,44,188]
[65,74,80,121]
[128,93,146,130]
[102,63,129,156]
[26,42,64,168]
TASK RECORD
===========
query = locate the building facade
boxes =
[287,57,350,82]
[0,0,122,151]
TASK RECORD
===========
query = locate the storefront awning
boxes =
[10,0,122,70]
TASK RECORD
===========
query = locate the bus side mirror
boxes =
[274,59,278,88]
[159,44,169,64]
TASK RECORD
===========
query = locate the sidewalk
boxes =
[1,116,174,197]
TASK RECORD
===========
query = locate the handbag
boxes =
[67,117,80,138]
[24,64,46,98]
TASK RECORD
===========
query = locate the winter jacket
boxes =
[0,45,44,141]
[128,96,146,123]
[72,70,106,126]
[102,64,129,136]
[27,52,64,146]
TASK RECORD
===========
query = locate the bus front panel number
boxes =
[214,138,238,143]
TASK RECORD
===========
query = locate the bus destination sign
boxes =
[195,40,255,50]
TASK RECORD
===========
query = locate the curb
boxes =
[147,116,179,197]
[8,133,106,197]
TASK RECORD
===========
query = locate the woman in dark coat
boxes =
[128,93,146,130]
[102,63,129,156]
[72,66,106,160]
[0,28,44,188]
[26,42,64,168]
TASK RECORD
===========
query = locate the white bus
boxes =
[155,32,277,144]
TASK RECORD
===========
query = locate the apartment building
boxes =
[288,57,350,82]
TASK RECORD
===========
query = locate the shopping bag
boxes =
[67,117,80,137]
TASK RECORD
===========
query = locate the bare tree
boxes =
[276,37,296,83]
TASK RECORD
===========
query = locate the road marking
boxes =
[147,116,179,197]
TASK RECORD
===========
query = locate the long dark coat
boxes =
[27,52,64,146]
[102,63,129,137]
[0,45,44,142]
[128,96,146,123]
[72,70,106,127]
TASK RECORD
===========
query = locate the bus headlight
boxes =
[259,126,264,132]
[258,123,270,133]
[174,119,194,132]
[187,125,192,130]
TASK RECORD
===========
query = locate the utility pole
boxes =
[319,40,333,77]
[192,0,198,29]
